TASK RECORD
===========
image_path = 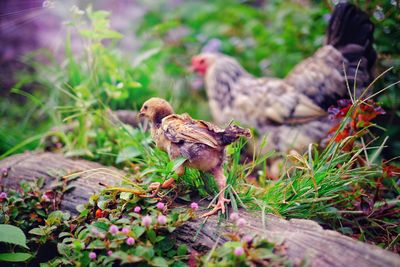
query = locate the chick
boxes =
[139,98,251,217]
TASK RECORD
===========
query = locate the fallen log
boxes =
[0,152,399,267]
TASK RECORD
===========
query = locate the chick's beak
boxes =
[138,108,146,118]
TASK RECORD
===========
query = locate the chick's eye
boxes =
[144,105,148,110]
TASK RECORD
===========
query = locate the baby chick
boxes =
[139,98,251,217]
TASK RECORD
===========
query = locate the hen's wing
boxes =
[231,77,327,126]
[161,114,220,149]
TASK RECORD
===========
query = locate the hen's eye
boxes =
[144,105,148,110]
[199,59,205,64]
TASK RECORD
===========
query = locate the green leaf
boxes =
[128,81,142,88]
[97,199,110,210]
[29,226,56,236]
[177,244,188,256]
[120,192,132,201]
[132,48,161,67]
[57,243,72,257]
[116,147,142,164]
[93,221,108,232]
[0,253,32,262]
[146,229,157,243]
[0,224,29,249]
[46,211,70,225]
[135,246,155,260]
[152,257,169,267]
[87,239,106,249]
[132,226,145,238]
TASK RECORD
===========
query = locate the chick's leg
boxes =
[161,159,185,188]
[201,167,230,217]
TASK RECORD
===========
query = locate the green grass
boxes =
[0,0,398,253]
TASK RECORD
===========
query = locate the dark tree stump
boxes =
[1,152,399,267]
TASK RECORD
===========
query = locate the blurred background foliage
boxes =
[0,0,399,158]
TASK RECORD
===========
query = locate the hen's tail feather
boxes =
[220,125,251,146]
[327,3,376,87]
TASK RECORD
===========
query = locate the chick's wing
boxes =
[161,114,220,149]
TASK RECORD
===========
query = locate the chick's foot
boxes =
[201,196,230,218]
[149,178,175,191]
[161,178,175,188]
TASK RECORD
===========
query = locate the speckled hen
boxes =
[191,3,376,155]
[139,98,251,217]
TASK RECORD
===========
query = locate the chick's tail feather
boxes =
[327,3,376,89]
[220,125,251,146]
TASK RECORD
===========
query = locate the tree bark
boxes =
[0,152,399,267]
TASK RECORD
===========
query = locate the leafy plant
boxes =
[0,224,32,263]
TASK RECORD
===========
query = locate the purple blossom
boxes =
[121,227,130,234]
[142,215,152,227]
[234,247,244,256]
[337,99,352,108]
[201,38,222,53]
[229,212,239,221]
[91,227,99,235]
[107,250,113,256]
[156,202,165,210]
[190,202,199,210]
[236,218,247,227]
[134,206,141,213]
[1,168,8,176]
[242,235,253,243]
[109,225,119,235]
[42,194,50,202]
[89,252,96,260]
[157,215,167,225]
[0,192,7,199]
[126,237,135,245]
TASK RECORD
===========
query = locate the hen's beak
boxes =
[188,64,196,72]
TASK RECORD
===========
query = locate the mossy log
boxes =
[0,152,399,267]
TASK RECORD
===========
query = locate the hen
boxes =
[139,98,251,217]
[191,3,376,154]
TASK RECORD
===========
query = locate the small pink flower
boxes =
[229,212,239,221]
[42,194,50,202]
[126,237,135,245]
[242,235,253,243]
[134,206,141,213]
[121,227,130,234]
[236,218,247,227]
[107,250,113,256]
[0,192,7,199]
[109,225,119,234]
[0,168,8,176]
[234,247,244,256]
[89,252,96,260]
[157,215,167,225]
[190,202,199,210]
[142,215,152,227]
[156,202,165,210]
